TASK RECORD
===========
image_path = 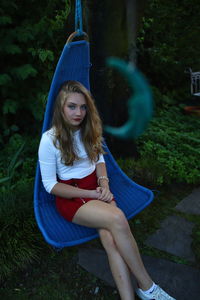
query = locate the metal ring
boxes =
[66,31,89,45]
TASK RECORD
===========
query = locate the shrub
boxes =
[117,90,200,187]
[135,104,200,186]
[0,136,46,281]
[137,0,200,97]
[0,0,71,143]
[0,172,48,281]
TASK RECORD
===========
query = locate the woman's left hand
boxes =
[96,187,113,203]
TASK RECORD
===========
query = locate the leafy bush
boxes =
[0,177,46,281]
[136,105,200,185]
[137,0,200,98]
[0,0,72,281]
[0,0,71,142]
[0,135,45,281]
[117,91,200,186]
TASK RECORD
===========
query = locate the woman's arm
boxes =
[96,162,109,188]
[51,182,100,199]
[39,132,100,199]
[96,162,113,202]
[52,162,110,199]
[52,162,112,200]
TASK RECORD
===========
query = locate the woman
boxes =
[39,80,175,300]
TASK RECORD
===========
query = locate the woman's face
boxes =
[63,92,87,129]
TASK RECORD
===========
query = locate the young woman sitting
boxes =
[39,80,176,300]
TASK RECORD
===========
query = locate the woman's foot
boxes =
[136,285,176,300]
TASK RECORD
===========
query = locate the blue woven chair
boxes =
[34,39,154,248]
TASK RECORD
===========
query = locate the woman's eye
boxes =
[68,105,76,110]
[81,105,87,110]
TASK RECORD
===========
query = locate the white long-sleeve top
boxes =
[38,128,105,193]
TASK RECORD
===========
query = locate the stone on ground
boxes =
[145,215,195,261]
[78,247,115,287]
[175,187,200,215]
[142,255,200,300]
[78,247,200,300]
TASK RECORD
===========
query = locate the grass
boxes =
[0,182,199,299]
[0,246,118,300]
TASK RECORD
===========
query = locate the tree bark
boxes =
[84,1,147,157]
[125,0,147,63]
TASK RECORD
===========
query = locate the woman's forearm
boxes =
[96,162,109,188]
[51,162,109,199]
[96,162,113,202]
[51,182,99,199]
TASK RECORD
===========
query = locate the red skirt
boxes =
[56,171,99,222]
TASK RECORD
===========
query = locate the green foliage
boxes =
[117,89,200,186]
[0,133,39,182]
[0,134,43,281]
[0,74,12,85]
[0,142,24,189]
[136,105,200,186]
[28,47,54,62]
[11,64,38,80]
[0,0,71,141]
[137,0,200,97]
[3,99,18,114]
[0,178,43,281]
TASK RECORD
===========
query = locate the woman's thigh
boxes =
[72,200,125,230]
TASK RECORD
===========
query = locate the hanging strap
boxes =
[66,0,88,44]
[75,0,83,36]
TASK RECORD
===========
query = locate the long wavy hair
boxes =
[52,80,104,165]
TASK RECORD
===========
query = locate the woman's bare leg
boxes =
[72,200,153,291]
[99,228,135,300]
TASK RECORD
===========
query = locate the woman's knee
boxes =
[109,207,129,231]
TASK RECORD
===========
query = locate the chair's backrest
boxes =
[41,40,91,134]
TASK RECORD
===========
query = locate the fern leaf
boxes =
[11,64,38,80]
[16,27,34,42]
[4,44,22,54]
[27,47,37,57]
[3,99,18,114]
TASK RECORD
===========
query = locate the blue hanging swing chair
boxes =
[34,1,154,249]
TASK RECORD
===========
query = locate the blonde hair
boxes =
[52,80,104,165]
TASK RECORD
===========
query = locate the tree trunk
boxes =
[84,1,147,157]
[125,0,147,63]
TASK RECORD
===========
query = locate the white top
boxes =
[38,128,105,193]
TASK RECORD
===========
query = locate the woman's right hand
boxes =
[96,187,113,203]
[89,189,113,202]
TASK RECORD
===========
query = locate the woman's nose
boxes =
[76,107,82,115]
